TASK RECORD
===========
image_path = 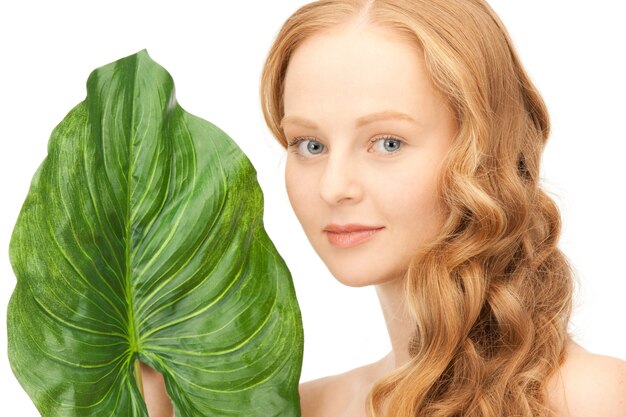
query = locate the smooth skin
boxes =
[140,19,626,417]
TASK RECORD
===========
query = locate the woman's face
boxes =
[282,23,456,287]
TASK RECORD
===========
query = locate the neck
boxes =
[375,277,414,373]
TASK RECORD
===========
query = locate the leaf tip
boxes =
[136,48,151,60]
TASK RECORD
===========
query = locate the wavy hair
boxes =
[260,1,573,416]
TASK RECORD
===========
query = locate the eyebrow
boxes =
[279,110,419,130]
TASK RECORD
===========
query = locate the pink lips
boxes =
[324,224,384,248]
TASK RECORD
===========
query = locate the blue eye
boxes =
[287,137,325,157]
[370,136,403,153]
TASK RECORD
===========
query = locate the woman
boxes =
[143,0,626,415]
[258,0,626,416]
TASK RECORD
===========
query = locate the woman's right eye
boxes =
[287,137,326,157]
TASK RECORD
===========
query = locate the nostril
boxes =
[320,181,362,205]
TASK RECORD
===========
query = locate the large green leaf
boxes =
[7,50,303,417]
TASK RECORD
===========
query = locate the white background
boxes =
[0,1,624,415]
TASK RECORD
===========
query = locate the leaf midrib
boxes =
[125,55,140,356]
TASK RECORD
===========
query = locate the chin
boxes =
[333,274,374,288]
[326,265,402,288]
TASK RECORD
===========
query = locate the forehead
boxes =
[283,24,434,119]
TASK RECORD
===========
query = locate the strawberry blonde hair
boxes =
[260,1,573,415]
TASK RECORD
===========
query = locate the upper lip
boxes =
[323,223,384,233]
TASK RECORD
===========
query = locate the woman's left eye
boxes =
[369,136,404,154]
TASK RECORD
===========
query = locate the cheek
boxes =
[285,163,316,225]
[379,169,443,235]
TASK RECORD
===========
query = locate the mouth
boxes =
[324,225,384,248]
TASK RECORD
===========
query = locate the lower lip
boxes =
[325,228,384,248]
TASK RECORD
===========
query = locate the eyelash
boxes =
[286,135,405,157]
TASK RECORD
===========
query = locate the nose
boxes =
[319,152,363,205]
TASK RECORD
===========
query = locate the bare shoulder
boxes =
[299,362,378,417]
[548,340,626,417]
[298,374,340,417]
